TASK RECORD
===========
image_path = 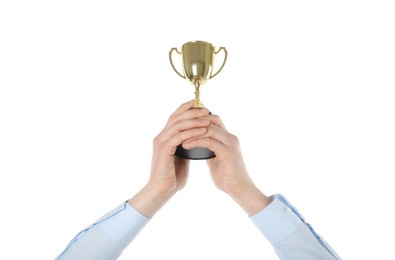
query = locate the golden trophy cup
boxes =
[169,41,228,159]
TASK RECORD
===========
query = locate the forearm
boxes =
[57,183,176,259]
[56,202,150,259]
[250,194,341,260]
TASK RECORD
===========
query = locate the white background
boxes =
[1,1,394,259]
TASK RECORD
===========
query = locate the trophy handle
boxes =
[169,48,186,79]
[210,47,228,79]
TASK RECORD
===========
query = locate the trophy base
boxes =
[175,145,215,160]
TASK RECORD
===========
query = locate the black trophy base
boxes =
[175,144,215,160]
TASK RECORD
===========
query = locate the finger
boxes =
[169,100,201,119]
[161,128,208,155]
[200,123,236,147]
[168,107,209,127]
[160,118,210,142]
[182,136,229,159]
[202,114,227,130]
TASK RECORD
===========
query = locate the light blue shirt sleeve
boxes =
[56,201,150,260]
[250,194,341,260]
[56,195,341,260]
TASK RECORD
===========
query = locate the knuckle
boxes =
[167,114,176,123]
[152,135,161,146]
[230,134,239,143]
[227,133,239,146]
[211,114,220,121]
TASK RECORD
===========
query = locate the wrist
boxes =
[230,185,272,216]
[128,183,174,218]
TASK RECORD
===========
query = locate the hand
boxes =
[149,100,210,195]
[128,100,210,217]
[182,113,272,216]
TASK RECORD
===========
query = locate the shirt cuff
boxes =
[97,201,150,246]
[250,194,304,246]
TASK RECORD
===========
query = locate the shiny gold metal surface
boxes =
[169,41,227,108]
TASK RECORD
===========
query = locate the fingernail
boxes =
[201,108,209,114]
[183,141,192,148]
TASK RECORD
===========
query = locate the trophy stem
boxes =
[194,82,204,108]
